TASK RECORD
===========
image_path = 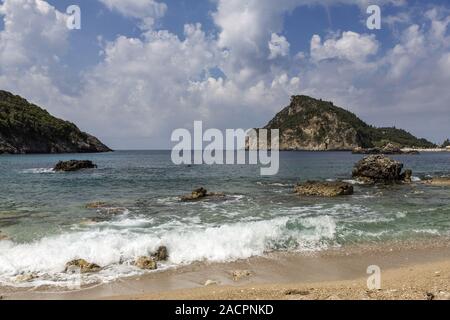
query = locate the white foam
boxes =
[411,176,422,182]
[21,168,54,174]
[0,215,337,287]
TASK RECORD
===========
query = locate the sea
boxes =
[0,151,449,288]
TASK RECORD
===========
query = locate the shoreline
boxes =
[2,239,450,300]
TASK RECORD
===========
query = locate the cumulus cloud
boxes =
[268,33,290,59]
[98,0,167,29]
[299,10,450,142]
[0,0,449,148]
[310,31,379,63]
[0,0,75,119]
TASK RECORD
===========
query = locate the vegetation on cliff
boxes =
[0,90,111,154]
[263,95,436,150]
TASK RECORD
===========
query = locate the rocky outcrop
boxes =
[180,188,225,202]
[257,95,435,151]
[54,160,97,172]
[352,155,411,184]
[0,90,111,154]
[294,181,354,197]
[65,259,101,273]
[134,256,157,270]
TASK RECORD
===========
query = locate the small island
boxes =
[258,95,438,151]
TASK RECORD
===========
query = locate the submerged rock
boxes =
[180,188,225,202]
[232,270,253,281]
[0,231,9,241]
[15,273,38,283]
[65,259,101,273]
[134,256,157,270]
[54,160,97,172]
[152,246,169,261]
[85,202,108,209]
[423,177,450,186]
[352,155,411,184]
[294,181,354,197]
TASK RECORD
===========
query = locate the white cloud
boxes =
[98,0,167,29]
[268,33,290,59]
[1,0,449,148]
[0,0,74,120]
[310,31,379,63]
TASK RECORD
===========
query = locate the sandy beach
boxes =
[2,239,449,300]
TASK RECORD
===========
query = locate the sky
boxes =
[0,0,449,149]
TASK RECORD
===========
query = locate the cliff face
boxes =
[0,90,111,154]
[261,95,435,151]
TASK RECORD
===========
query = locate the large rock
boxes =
[134,256,157,270]
[54,160,97,172]
[65,259,101,273]
[294,181,354,197]
[352,155,409,183]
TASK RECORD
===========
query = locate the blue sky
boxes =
[0,0,449,149]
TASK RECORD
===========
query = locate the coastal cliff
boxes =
[0,90,111,154]
[261,95,436,151]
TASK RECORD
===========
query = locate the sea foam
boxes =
[0,215,336,287]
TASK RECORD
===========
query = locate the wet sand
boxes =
[2,240,450,300]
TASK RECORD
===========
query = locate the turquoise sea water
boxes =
[0,151,450,287]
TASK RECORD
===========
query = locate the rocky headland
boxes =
[0,90,111,154]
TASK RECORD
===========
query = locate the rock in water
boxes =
[54,160,97,172]
[0,90,111,154]
[134,256,157,270]
[180,187,208,201]
[352,155,410,183]
[65,259,101,273]
[424,177,450,186]
[294,181,354,197]
[400,169,413,183]
[85,201,108,209]
[153,246,169,261]
[0,231,9,241]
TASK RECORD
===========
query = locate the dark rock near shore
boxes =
[352,155,411,184]
[54,160,97,172]
[180,188,225,202]
[294,181,354,197]
[400,169,413,183]
[65,259,101,273]
[152,246,169,261]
